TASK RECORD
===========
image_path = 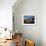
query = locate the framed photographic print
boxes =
[22,15,36,25]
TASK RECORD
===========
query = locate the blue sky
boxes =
[24,16,34,20]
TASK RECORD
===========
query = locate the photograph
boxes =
[0,0,45,46]
[22,15,36,25]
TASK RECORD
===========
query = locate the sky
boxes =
[24,16,34,20]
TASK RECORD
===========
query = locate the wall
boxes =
[41,0,46,46]
[13,0,41,46]
[0,0,16,30]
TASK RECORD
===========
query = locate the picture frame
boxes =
[22,15,36,25]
